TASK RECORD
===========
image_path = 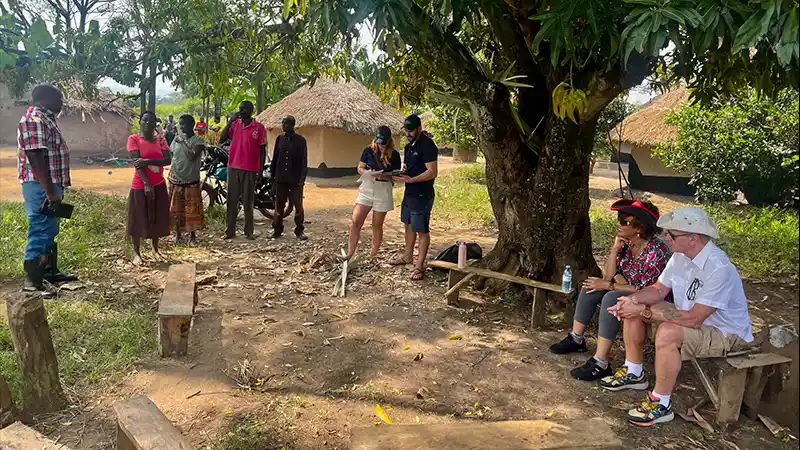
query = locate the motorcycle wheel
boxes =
[256,198,294,220]
[201,183,218,209]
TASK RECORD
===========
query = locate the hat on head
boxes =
[375,125,391,144]
[610,198,659,226]
[656,207,719,239]
[403,114,421,131]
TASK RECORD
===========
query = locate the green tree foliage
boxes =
[425,104,478,152]
[654,88,799,208]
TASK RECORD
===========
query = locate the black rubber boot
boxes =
[23,254,57,298]
[44,243,78,283]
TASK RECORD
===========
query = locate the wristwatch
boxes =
[640,305,652,319]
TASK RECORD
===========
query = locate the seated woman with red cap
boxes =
[549,199,671,381]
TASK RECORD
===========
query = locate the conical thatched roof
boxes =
[612,87,691,147]
[256,78,405,135]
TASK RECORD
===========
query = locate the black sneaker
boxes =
[570,357,612,381]
[549,333,587,355]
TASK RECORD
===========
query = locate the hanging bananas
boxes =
[551,81,588,124]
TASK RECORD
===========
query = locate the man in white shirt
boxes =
[601,207,754,427]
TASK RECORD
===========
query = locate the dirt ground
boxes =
[1,147,797,449]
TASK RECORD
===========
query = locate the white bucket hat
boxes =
[657,207,719,239]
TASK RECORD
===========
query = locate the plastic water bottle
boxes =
[561,265,573,292]
[457,241,467,269]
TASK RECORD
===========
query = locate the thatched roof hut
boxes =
[1,82,134,153]
[611,87,690,146]
[257,78,406,177]
[608,87,694,196]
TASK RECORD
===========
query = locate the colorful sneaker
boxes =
[628,392,674,426]
[570,357,612,381]
[599,366,649,391]
[549,333,587,355]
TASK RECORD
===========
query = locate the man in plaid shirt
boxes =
[17,84,77,295]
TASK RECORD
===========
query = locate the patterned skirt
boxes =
[168,182,205,233]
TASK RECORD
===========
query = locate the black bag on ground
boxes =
[435,242,483,264]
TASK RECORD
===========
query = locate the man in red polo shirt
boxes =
[220,101,266,239]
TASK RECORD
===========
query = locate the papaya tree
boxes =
[284,0,799,291]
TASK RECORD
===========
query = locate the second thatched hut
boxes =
[256,78,406,178]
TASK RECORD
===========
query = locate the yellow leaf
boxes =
[208,401,216,408]
[496,363,502,367]
[592,386,599,390]
[448,334,463,341]
[224,410,232,415]
[403,346,410,351]
[392,388,401,394]
[375,404,393,424]
[415,416,420,423]
[465,412,472,416]
[473,386,479,391]
[474,402,479,407]
[432,380,438,385]
[546,411,554,418]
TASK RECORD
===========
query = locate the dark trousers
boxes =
[273,182,304,235]
[226,168,257,237]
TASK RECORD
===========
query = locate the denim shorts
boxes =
[400,195,434,233]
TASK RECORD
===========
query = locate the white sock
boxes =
[624,360,643,377]
[652,391,671,408]
[570,332,584,343]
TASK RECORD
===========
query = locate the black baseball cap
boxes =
[375,125,391,144]
[403,114,421,131]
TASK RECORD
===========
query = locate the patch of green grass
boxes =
[217,413,295,450]
[707,205,799,279]
[0,189,127,280]
[394,163,494,227]
[0,295,155,402]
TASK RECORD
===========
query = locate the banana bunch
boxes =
[552,81,588,124]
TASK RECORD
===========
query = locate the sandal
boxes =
[409,268,425,281]
[389,255,412,266]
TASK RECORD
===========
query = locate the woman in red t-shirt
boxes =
[127,111,172,265]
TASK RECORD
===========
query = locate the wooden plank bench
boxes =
[0,421,72,449]
[113,395,192,450]
[691,352,792,425]
[158,263,197,357]
[429,260,570,328]
[350,417,621,449]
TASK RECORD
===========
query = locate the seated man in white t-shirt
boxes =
[601,207,754,427]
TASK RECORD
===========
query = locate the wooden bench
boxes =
[0,421,72,449]
[350,417,621,449]
[691,352,792,425]
[429,260,570,328]
[158,263,197,357]
[113,395,192,450]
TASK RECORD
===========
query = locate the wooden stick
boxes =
[691,357,720,409]
[444,273,477,299]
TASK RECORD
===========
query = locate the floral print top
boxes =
[616,236,672,290]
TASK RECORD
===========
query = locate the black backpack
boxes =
[435,242,483,263]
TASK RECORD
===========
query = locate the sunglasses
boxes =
[667,230,693,240]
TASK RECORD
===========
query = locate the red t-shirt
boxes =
[127,134,168,189]
[227,119,266,173]
[196,122,208,136]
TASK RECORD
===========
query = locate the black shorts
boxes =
[400,196,434,233]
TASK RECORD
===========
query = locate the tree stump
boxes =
[5,295,66,414]
[0,375,15,427]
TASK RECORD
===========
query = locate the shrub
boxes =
[654,88,799,208]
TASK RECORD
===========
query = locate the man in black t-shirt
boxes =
[391,114,439,280]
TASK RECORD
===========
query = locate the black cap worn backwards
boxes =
[403,114,421,131]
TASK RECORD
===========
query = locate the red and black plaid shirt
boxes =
[17,106,71,187]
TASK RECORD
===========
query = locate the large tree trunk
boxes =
[471,83,601,308]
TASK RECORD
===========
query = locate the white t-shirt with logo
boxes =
[658,241,754,342]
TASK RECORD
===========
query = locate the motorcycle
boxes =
[200,144,293,220]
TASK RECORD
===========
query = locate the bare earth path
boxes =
[1,147,796,449]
